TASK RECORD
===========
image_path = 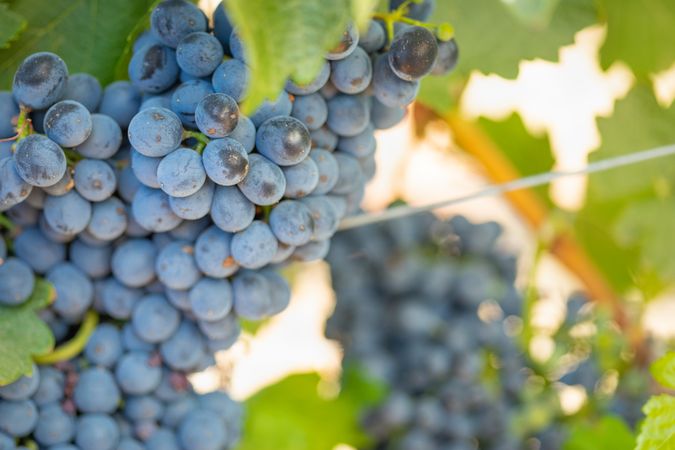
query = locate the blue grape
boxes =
[121,324,154,352]
[147,428,181,450]
[202,137,249,186]
[195,93,239,138]
[197,313,240,341]
[87,196,128,241]
[229,30,245,62]
[130,149,161,188]
[132,186,183,232]
[12,52,68,109]
[101,278,143,320]
[13,134,67,187]
[371,98,406,129]
[0,258,35,306]
[169,179,214,220]
[170,80,214,128]
[300,195,340,239]
[0,91,19,138]
[165,287,191,311]
[319,80,338,99]
[359,154,376,180]
[151,0,208,48]
[157,147,206,197]
[270,241,295,264]
[232,270,272,320]
[326,94,370,137]
[47,262,94,321]
[431,38,459,76]
[285,61,331,95]
[111,239,157,288]
[291,93,327,131]
[211,187,255,234]
[189,277,233,321]
[130,44,180,95]
[293,239,330,262]
[74,367,121,413]
[73,159,117,202]
[176,32,224,77]
[133,30,161,53]
[62,73,102,112]
[178,409,226,450]
[337,124,376,158]
[372,55,420,108]
[32,366,64,406]
[0,400,38,437]
[76,113,123,159]
[160,320,206,372]
[389,0,435,21]
[25,187,45,207]
[13,227,65,273]
[124,396,164,421]
[115,351,162,395]
[261,269,292,315]
[229,115,256,152]
[117,166,142,203]
[30,109,47,133]
[359,20,386,53]
[43,100,93,147]
[326,23,359,61]
[0,364,39,400]
[99,81,142,129]
[231,221,281,269]
[249,91,292,127]
[75,414,120,450]
[161,394,197,427]
[155,241,201,290]
[309,149,339,194]
[237,154,286,205]
[269,200,314,246]
[331,46,372,94]
[0,141,12,159]
[310,126,338,150]
[6,202,39,227]
[132,294,181,343]
[128,107,184,157]
[388,26,438,81]
[212,1,233,51]
[212,59,248,102]
[194,225,238,278]
[141,93,173,111]
[170,214,210,243]
[282,156,319,198]
[69,239,111,278]
[43,190,92,235]
[85,323,123,367]
[118,437,146,450]
[331,152,364,194]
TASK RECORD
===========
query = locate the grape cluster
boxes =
[0,323,242,450]
[327,214,536,450]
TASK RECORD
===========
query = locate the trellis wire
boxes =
[339,144,675,231]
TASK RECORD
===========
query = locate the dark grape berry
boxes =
[128,43,180,94]
[326,23,359,61]
[13,135,67,187]
[255,116,311,166]
[12,52,68,109]
[43,100,93,148]
[388,26,439,81]
[195,93,239,138]
[150,0,208,48]
[431,38,459,76]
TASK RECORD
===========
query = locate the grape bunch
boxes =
[327,214,540,450]
[0,323,242,450]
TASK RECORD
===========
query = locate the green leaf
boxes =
[0,3,26,48]
[563,415,635,450]
[0,279,55,386]
[226,0,352,113]
[599,0,675,79]
[635,395,675,450]
[351,0,380,32]
[651,352,675,390]
[237,368,386,450]
[505,0,562,28]
[0,0,158,89]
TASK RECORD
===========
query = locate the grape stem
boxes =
[63,149,84,166]
[0,214,15,232]
[34,311,99,365]
[183,130,210,154]
[372,1,454,44]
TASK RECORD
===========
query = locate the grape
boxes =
[310,126,338,150]
[73,367,121,414]
[237,154,286,205]
[372,55,420,108]
[269,200,314,246]
[176,32,224,77]
[195,93,239,138]
[118,437,146,450]
[160,321,206,372]
[260,269,291,315]
[47,262,94,322]
[337,124,376,158]
[320,80,338,99]
[431,38,459,76]
[210,185,255,232]
[100,279,142,321]
[13,227,66,273]
[202,137,249,186]
[170,80,214,128]
[169,179,214,220]
[300,196,340,240]
[0,141,12,159]
[151,0,208,48]
[0,400,38,437]
[132,186,183,232]
[87,197,128,241]
[189,277,233,321]
[285,61,331,95]
[291,93,328,131]
[388,26,438,81]
[124,396,164,422]
[133,30,161,53]
[121,324,154,353]
[132,294,181,343]
[117,166,141,203]
[0,364,39,401]
[282,157,319,198]
[128,43,180,94]
[359,20,386,53]
[389,0,435,21]
[197,313,240,341]
[212,59,249,103]
[194,226,238,278]
[115,352,162,395]
[62,73,102,112]
[0,91,19,138]
[229,30,245,62]
[128,107,184,158]
[73,159,117,202]
[309,149,339,194]
[13,134,67,187]
[6,203,39,229]
[293,239,330,262]
[157,147,206,197]
[231,220,278,269]
[43,100,93,147]
[179,409,227,450]
[85,323,123,367]
[99,81,142,129]
[130,149,161,188]
[69,239,112,278]
[141,93,173,111]
[326,23,359,61]
[12,52,68,109]
[212,1,233,52]
[331,46,372,94]
[43,190,92,235]
[75,414,120,450]
[155,241,201,290]
[111,239,157,288]
[249,91,292,127]
[232,270,271,320]
[229,115,256,152]
[75,113,123,159]
[0,257,35,306]
[371,97,406,129]
[256,116,311,166]
[326,94,370,137]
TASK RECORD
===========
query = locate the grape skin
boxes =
[13,135,67,188]
[12,52,68,110]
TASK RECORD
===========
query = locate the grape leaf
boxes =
[0,0,158,89]
[598,0,675,79]
[563,415,635,450]
[0,279,55,386]
[0,3,26,48]
[506,0,562,28]
[635,395,675,450]
[651,351,675,390]
[237,368,386,450]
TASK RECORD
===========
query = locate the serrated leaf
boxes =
[0,0,157,89]
[226,0,351,113]
[636,395,675,450]
[0,3,26,48]
[563,415,635,450]
[651,352,675,390]
[599,0,675,79]
[0,279,55,385]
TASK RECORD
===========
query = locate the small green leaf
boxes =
[563,415,635,450]
[635,395,675,450]
[0,279,55,386]
[226,0,351,113]
[0,3,26,48]
[351,0,380,32]
[651,352,675,390]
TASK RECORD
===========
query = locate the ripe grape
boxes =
[62,73,102,112]
[195,93,239,138]
[202,137,249,186]
[388,26,439,81]
[128,43,180,94]
[150,0,208,48]
[12,52,68,109]
[176,32,224,78]
[13,134,67,187]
